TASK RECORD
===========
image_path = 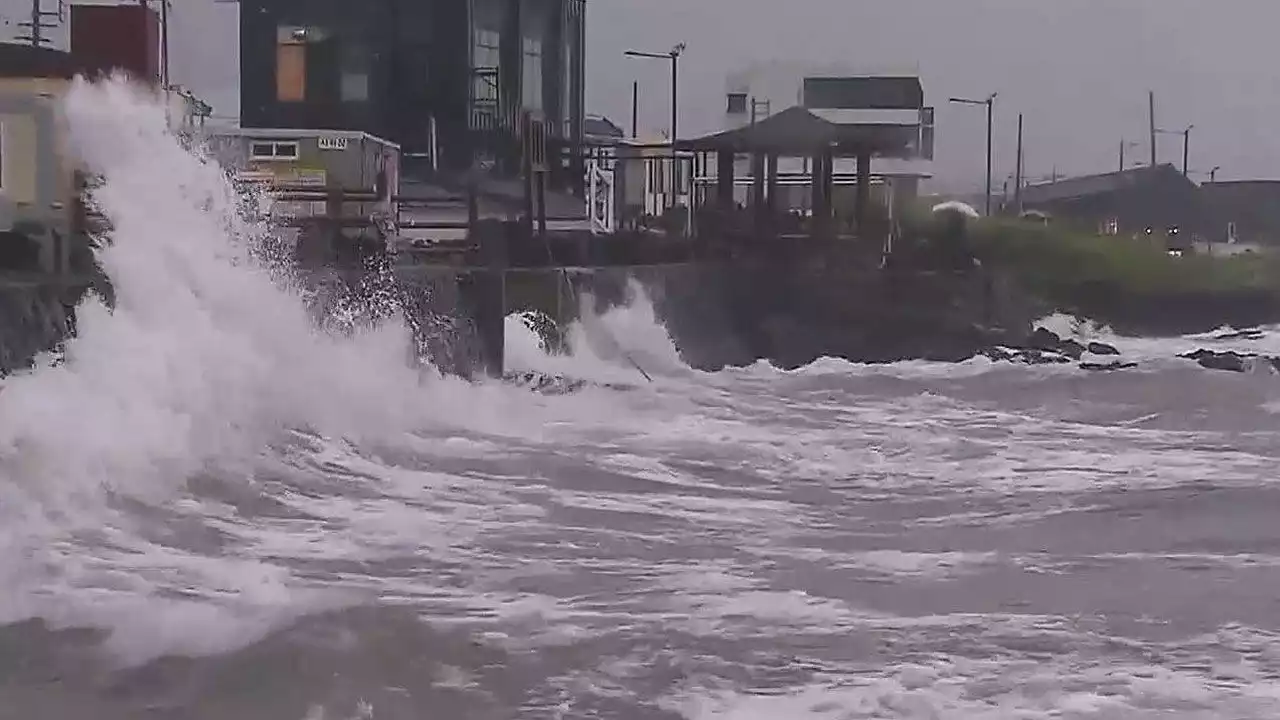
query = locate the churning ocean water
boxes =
[2,78,1280,720]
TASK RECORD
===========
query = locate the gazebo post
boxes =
[812,148,834,238]
[716,149,735,210]
[751,151,767,227]
[855,149,871,236]
[766,153,779,215]
[809,151,824,229]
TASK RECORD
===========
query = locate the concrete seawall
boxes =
[0,261,1034,377]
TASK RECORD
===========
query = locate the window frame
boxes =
[250,140,301,162]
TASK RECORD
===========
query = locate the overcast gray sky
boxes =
[6,0,1277,190]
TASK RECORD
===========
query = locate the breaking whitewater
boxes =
[3,78,1280,719]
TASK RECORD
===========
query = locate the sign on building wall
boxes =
[318,136,348,151]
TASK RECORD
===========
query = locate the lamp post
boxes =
[1209,165,1221,184]
[1156,124,1193,176]
[625,43,685,210]
[950,92,997,216]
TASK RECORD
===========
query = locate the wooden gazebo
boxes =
[676,105,919,236]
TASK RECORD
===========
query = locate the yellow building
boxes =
[0,44,212,275]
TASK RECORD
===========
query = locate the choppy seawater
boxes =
[4,78,1280,720]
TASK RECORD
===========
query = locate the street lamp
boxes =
[1209,165,1221,183]
[1156,124,1193,176]
[950,92,997,216]
[625,43,685,210]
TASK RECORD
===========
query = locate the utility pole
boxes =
[1119,139,1125,172]
[1181,125,1190,176]
[624,42,685,210]
[950,92,997,216]
[630,80,638,138]
[1148,90,1157,167]
[1014,113,1024,214]
[1155,124,1193,176]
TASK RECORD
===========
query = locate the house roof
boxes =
[583,115,625,139]
[1019,163,1189,206]
[674,104,918,155]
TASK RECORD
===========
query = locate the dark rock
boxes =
[1086,341,1121,356]
[1027,327,1063,351]
[1024,327,1085,359]
[1080,360,1138,371]
[1059,338,1087,358]
[980,346,1072,366]
[502,370,636,394]
[1180,349,1254,373]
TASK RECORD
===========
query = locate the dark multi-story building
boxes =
[238,0,586,190]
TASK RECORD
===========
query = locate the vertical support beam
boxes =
[809,151,824,229]
[1014,113,1024,214]
[569,0,585,195]
[460,220,509,378]
[855,150,871,235]
[750,152,767,230]
[765,153,779,214]
[717,149,735,211]
[1148,90,1157,168]
[536,171,548,237]
[750,152,765,205]
[812,150,834,238]
[326,186,344,258]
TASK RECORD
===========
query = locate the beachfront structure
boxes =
[713,62,934,214]
[0,45,83,275]
[237,0,587,193]
[207,127,401,259]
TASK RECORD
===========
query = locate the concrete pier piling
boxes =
[457,218,509,378]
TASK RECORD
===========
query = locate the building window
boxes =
[472,27,501,124]
[250,141,300,161]
[522,36,543,111]
[341,41,371,103]
[275,26,314,102]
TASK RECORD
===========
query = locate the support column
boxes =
[459,219,509,378]
[855,150,871,236]
[809,152,824,230]
[717,149,735,210]
[765,153,779,213]
[750,152,766,227]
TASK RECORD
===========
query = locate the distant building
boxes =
[714,62,934,212]
[1199,180,1280,246]
[1018,164,1208,248]
[237,0,587,191]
